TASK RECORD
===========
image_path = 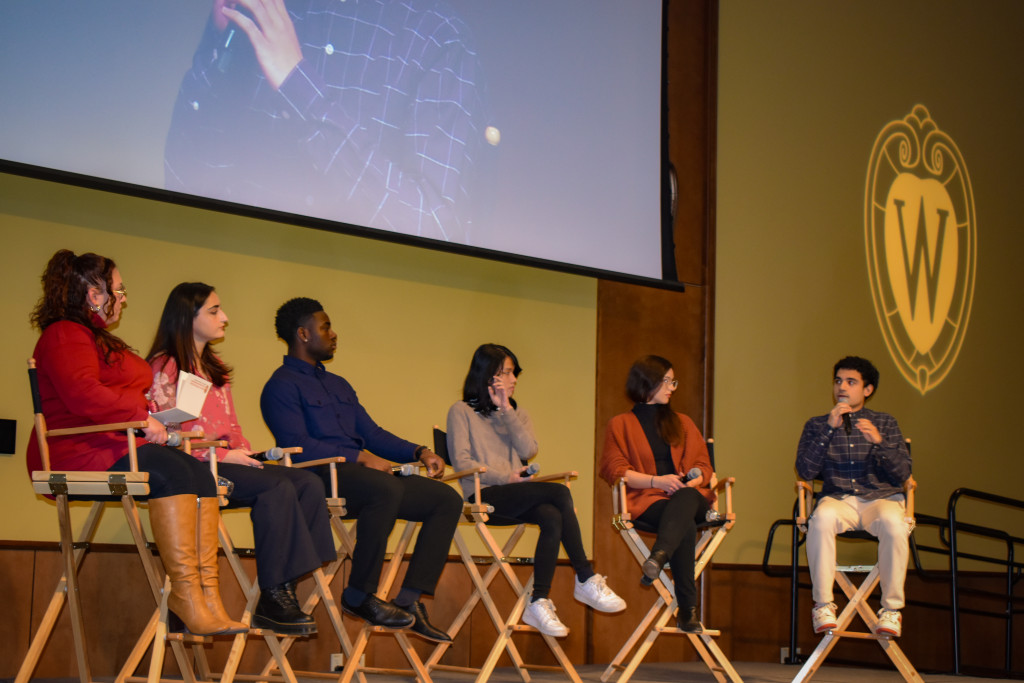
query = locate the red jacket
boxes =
[599,410,715,519]
[27,320,151,475]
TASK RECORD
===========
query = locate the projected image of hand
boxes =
[219,0,301,90]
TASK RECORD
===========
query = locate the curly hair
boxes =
[30,249,129,359]
[625,355,683,447]
[833,356,880,393]
[274,297,324,344]
[147,282,232,387]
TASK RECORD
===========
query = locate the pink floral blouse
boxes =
[148,355,251,461]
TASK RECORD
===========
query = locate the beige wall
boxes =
[0,173,597,550]
[715,0,1024,565]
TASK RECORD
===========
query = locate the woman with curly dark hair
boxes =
[26,249,246,636]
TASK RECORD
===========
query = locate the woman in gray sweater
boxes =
[446,343,625,637]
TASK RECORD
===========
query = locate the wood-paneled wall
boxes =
[5,542,1019,678]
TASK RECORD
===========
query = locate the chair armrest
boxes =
[286,456,347,468]
[47,420,149,438]
[441,466,487,483]
[904,475,917,523]
[796,479,814,528]
[532,470,578,484]
[714,475,736,520]
[190,440,229,450]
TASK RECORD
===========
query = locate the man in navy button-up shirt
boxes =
[795,356,913,639]
[261,297,461,642]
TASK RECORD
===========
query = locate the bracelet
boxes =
[414,445,427,459]
[650,474,655,488]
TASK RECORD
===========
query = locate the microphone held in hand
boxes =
[392,463,418,476]
[842,413,852,435]
[520,463,539,477]
[251,447,285,462]
[136,430,182,447]
[684,467,702,482]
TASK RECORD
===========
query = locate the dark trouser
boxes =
[110,443,217,498]
[218,463,336,589]
[636,487,709,609]
[321,463,462,596]
[473,481,594,600]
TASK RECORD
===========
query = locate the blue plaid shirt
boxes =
[795,407,911,500]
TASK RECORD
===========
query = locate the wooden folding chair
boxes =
[601,439,741,683]
[268,453,427,683]
[792,474,922,683]
[425,427,583,683]
[15,358,197,683]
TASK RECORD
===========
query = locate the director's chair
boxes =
[601,439,741,683]
[271,452,428,683]
[425,427,583,683]
[791,473,922,683]
[16,358,198,683]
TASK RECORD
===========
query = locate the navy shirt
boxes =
[260,355,419,464]
[795,407,911,500]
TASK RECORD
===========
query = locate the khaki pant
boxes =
[806,494,911,610]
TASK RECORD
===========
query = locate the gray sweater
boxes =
[446,400,539,500]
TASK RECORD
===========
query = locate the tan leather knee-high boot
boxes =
[197,497,248,632]
[149,494,241,635]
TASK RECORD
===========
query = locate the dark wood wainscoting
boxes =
[4,542,1019,678]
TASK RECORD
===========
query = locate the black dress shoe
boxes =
[641,549,670,585]
[677,606,702,633]
[253,583,318,635]
[341,594,415,629]
[401,600,452,643]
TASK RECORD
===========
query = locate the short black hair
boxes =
[833,356,880,393]
[462,343,522,415]
[274,297,324,343]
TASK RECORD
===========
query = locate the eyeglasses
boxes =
[112,285,127,299]
[662,377,678,389]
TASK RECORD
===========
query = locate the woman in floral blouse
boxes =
[147,282,335,636]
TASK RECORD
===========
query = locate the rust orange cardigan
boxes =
[599,410,715,519]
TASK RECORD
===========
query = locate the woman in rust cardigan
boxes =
[599,355,715,633]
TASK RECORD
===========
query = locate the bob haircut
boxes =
[462,343,522,416]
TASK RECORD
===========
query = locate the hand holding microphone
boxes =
[251,447,286,462]
[520,463,539,477]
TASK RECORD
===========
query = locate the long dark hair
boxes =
[30,249,129,360]
[462,343,522,416]
[146,282,232,387]
[626,355,683,447]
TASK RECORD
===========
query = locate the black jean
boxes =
[635,486,709,609]
[318,463,463,596]
[109,443,216,498]
[473,481,593,599]
[219,462,336,588]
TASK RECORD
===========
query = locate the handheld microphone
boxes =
[392,463,418,476]
[136,430,182,447]
[684,467,702,482]
[252,447,285,462]
[842,413,852,435]
[520,463,539,477]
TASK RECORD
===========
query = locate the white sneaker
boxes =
[811,602,837,634]
[875,608,902,637]
[523,598,569,637]
[574,574,626,613]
